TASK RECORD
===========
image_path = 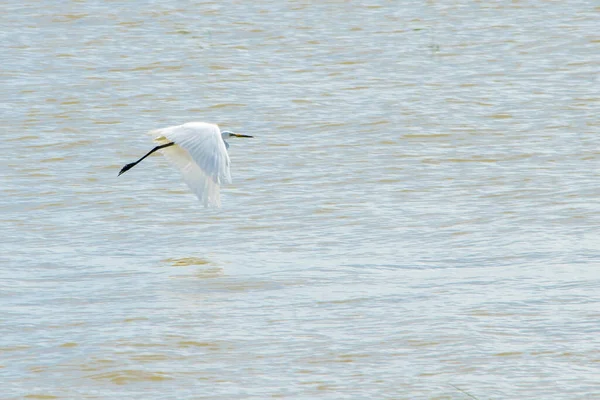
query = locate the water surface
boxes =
[2,1,599,399]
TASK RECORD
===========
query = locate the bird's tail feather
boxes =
[148,129,172,145]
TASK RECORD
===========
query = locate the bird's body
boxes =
[119,122,252,207]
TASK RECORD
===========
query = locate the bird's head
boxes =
[221,131,253,139]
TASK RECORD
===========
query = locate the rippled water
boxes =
[2,1,599,399]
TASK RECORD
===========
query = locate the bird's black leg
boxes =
[118,142,175,176]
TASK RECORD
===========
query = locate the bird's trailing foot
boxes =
[118,142,175,176]
[118,162,137,176]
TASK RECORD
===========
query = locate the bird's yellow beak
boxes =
[231,133,253,138]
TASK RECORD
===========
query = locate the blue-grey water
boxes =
[2,1,599,399]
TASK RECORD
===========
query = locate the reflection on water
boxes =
[164,257,212,267]
[2,0,599,399]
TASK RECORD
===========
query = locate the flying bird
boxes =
[118,122,252,207]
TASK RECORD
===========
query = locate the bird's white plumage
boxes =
[148,122,231,207]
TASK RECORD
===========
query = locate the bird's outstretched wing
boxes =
[149,122,231,207]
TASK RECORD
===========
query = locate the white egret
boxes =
[118,122,252,207]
